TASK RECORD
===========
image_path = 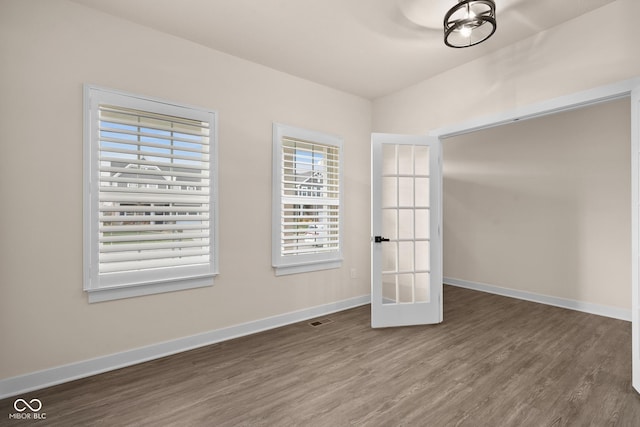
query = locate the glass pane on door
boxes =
[382,274,396,304]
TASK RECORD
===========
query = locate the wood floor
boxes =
[2,286,640,426]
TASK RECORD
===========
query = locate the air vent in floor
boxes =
[309,318,333,327]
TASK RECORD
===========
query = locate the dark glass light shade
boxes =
[444,0,496,48]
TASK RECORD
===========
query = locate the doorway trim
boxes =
[428,77,640,394]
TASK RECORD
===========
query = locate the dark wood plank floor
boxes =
[2,286,640,426]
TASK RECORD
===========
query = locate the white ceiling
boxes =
[71,0,616,99]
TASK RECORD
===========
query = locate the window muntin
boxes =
[84,86,218,301]
[272,124,343,275]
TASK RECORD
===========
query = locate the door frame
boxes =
[428,77,640,394]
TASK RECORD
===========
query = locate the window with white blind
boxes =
[272,123,343,275]
[83,85,218,302]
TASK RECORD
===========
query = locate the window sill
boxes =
[86,275,214,303]
[274,260,342,276]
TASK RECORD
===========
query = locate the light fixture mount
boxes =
[444,0,496,48]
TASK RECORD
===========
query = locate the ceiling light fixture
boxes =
[444,0,496,48]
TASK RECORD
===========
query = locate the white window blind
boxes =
[84,86,218,302]
[272,124,343,275]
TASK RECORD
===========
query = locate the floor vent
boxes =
[309,318,333,327]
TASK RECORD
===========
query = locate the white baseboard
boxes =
[0,295,370,400]
[444,277,631,322]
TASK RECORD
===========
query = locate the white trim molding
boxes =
[444,277,631,322]
[431,78,640,140]
[632,84,640,393]
[0,295,370,400]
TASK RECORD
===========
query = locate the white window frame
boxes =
[272,123,344,276]
[83,85,218,302]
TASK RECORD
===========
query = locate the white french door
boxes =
[371,133,442,328]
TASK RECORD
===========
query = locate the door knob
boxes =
[374,236,390,243]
